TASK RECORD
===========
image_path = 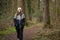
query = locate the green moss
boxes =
[0,27,16,35]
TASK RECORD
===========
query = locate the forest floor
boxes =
[0,23,60,40]
[0,23,43,40]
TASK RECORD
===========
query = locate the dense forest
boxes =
[0,0,60,40]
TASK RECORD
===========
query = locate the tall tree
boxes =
[56,0,60,28]
[26,0,32,21]
[21,0,26,14]
[43,0,50,28]
[38,0,40,9]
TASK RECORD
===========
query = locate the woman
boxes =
[13,7,25,40]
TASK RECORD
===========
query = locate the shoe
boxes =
[17,39,19,40]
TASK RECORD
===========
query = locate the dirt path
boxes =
[0,25,43,40]
[23,26,42,40]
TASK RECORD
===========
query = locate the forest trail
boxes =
[0,25,43,40]
[23,25,43,40]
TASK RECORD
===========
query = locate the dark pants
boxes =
[15,26,24,40]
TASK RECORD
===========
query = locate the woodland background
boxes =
[0,0,60,40]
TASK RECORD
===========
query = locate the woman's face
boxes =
[17,9,22,13]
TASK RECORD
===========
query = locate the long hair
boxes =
[17,7,22,14]
[15,7,24,18]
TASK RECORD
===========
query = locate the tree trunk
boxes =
[38,0,40,9]
[43,0,50,28]
[26,0,32,21]
[21,0,26,14]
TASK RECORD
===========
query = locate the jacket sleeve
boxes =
[21,18,25,27]
[21,14,26,26]
[13,18,17,26]
[13,14,17,27]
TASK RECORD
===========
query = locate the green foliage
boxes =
[32,10,42,18]
[0,0,17,30]
[32,9,43,22]
[0,27,16,35]
[26,0,31,13]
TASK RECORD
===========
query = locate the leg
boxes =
[19,28,24,40]
[15,27,20,39]
[20,28,23,40]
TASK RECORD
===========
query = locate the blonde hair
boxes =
[16,7,23,17]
